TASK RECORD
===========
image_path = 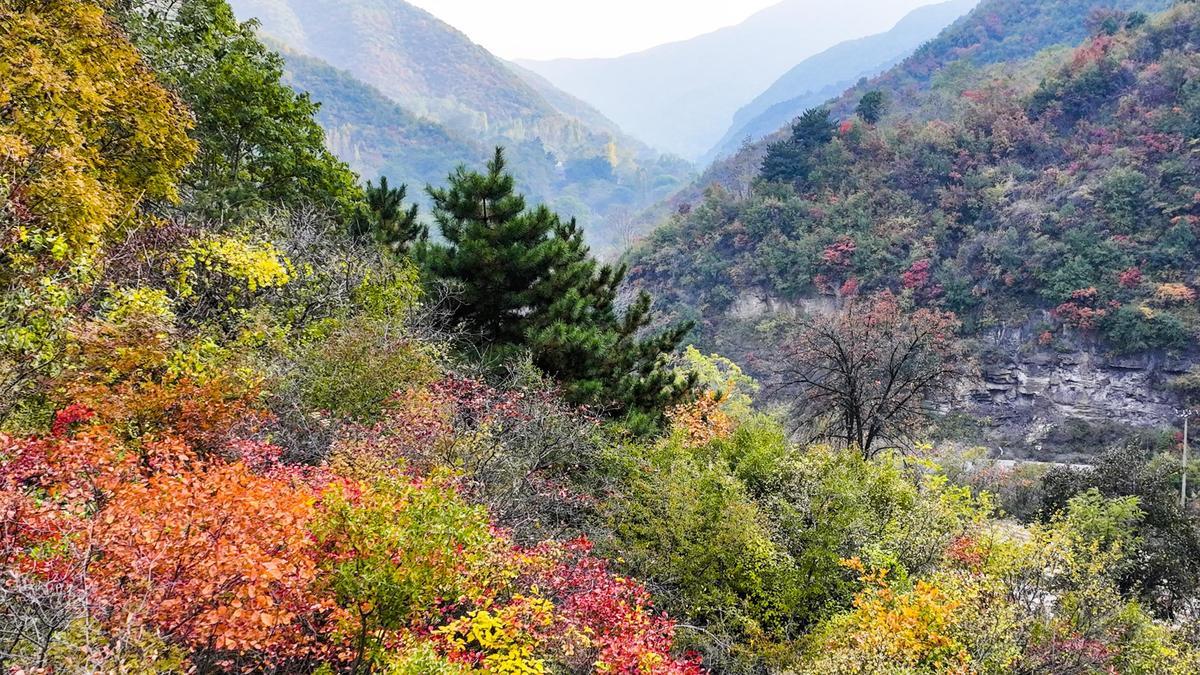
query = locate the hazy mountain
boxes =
[518,0,942,160]
[276,46,484,203]
[227,0,668,161]
[227,0,694,253]
[704,0,979,162]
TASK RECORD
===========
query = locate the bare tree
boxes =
[776,292,970,457]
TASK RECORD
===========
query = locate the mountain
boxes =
[518,0,943,160]
[228,0,590,153]
[504,61,636,146]
[226,0,694,254]
[629,0,1191,459]
[817,0,1173,122]
[704,0,979,163]
[277,46,484,204]
[667,0,1173,213]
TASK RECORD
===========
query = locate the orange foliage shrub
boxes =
[89,461,332,658]
[1153,282,1197,306]
[1,387,703,673]
[58,307,264,450]
[669,391,734,447]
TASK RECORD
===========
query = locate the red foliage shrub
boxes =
[902,259,934,290]
[514,538,705,674]
[1118,267,1143,289]
[1054,288,1117,330]
[821,236,857,267]
[2,388,703,672]
[89,461,333,659]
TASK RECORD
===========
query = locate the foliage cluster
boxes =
[602,390,1200,672]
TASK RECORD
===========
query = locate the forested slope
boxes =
[631,1,1200,456]
[674,0,1174,207]
[635,3,1199,350]
[278,47,481,204]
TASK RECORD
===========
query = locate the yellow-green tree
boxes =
[0,0,195,421]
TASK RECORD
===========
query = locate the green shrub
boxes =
[1101,305,1191,354]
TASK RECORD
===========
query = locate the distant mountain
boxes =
[227,0,694,254]
[504,62,635,147]
[278,47,483,204]
[518,0,942,160]
[704,0,979,163]
[228,0,634,157]
[668,0,1173,212]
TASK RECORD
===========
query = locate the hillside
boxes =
[519,0,939,159]
[629,1,1200,457]
[278,47,483,203]
[819,0,1174,120]
[660,0,1174,223]
[704,0,980,163]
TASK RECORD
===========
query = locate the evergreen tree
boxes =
[760,138,810,185]
[422,148,694,419]
[423,148,560,344]
[355,177,426,254]
[525,217,696,417]
[792,106,838,146]
[760,107,837,185]
[856,90,888,124]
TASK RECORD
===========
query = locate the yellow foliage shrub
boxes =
[0,0,195,273]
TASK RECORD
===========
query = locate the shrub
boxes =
[1101,304,1191,353]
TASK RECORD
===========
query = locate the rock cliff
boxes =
[723,291,1193,462]
[968,316,1192,461]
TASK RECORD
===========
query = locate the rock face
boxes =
[966,315,1194,461]
[724,291,1195,462]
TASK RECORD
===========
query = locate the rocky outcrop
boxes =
[967,316,1194,461]
[724,291,1196,462]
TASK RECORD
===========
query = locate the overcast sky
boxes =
[406,0,935,61]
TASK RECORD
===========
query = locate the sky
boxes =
[405,0,786,61]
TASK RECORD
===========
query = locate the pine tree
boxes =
[525,217,696,417]
[792,106,838,147]
[856,90,887,125]
[355,177,426,254]
[422,148,694,418]
[761,107,837,185]
[423,148,560,344]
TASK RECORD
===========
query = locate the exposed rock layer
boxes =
[724,291,1194,462]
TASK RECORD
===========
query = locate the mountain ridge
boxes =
[518,0,941,159]
[703,0,980,163]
